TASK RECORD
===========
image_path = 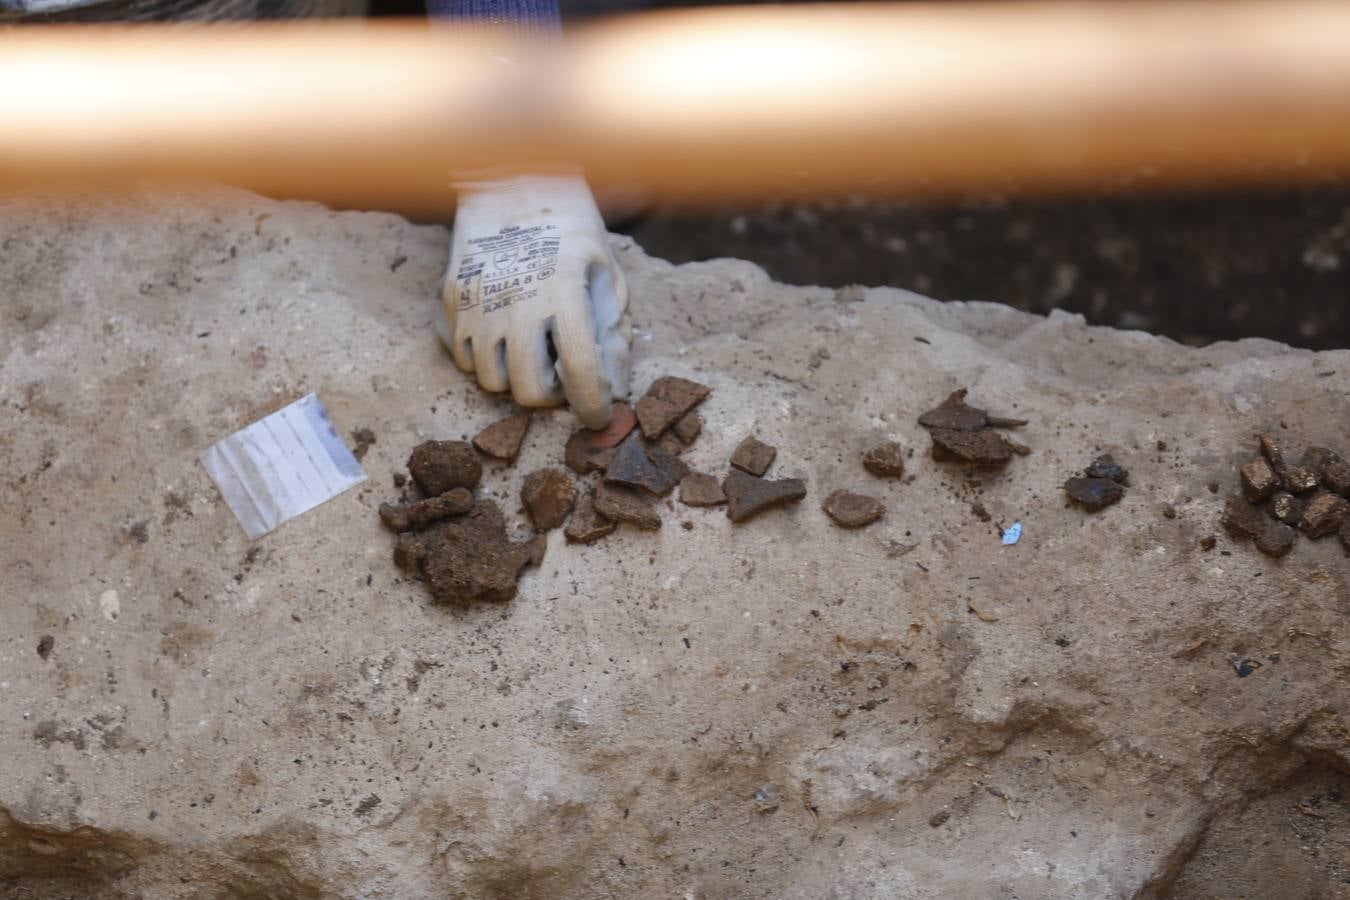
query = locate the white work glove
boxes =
[436,173,630,429]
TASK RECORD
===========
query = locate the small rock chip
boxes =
[634,376,711,439]
[409,501,541,604]
[1284,465,1320,494]
[928,810,951,828]
[679,472,727,507]
[594,483,662,530]
[564,494,617,544]
[1300,490,1348,538]
[1221,495,1267,539]
[672,412,703,447]
[1322,459,1350,496]
[1199,534,1217,551]
[378,487,473,532]
[606,432,686,495]
[730,435,777,476]
[752,784,781,813]
[1268,491,1304,525]
[862,441,905,478]
[36,635,54,660]
[1258,433,1286,471]
[918,388,1027,431]
[408,440,482,495]
[822,490,885,528]
[392,472,407,488]
[471,412,530,461]
[564,429,619,475]
[1084,454,1129,484]
[929,428,1015,466]
[350,427,376,461]
[1239,457,1280,503]
[1300,446,1342,480]
[520,468,579,531]
[588,402,638,450]
[723,470,807,523]
[1065,476,1125,510]
[1254,522,1297,558]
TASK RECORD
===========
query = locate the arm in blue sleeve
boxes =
[425,0,559,33]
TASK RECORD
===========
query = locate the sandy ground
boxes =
[1,188,1347,898]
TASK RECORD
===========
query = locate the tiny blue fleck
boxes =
[1001,521,1022,545]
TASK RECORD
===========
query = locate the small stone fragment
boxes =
[588,402,638,450]
[634,376,711,439]
[378,488,473,532]
[1258,433,1286,471]
[1065,477,1125,510]
[1199,534,1217,551]
[564,494,617,544]
[752,784,781,813]
[1300,490,1348,538]
[1267,492,1304,526]
[392,472,407,488]
[928,810,951,828]
[594,483,662,530]
[605,432,684,495]
[862,441,905,478]
[723,470,807,523]
[730,435,777,476]
[1300,447,1341,480]
[917,389,1026,431]
[520,468,579,531]
[1239,457,1280,503]
[672,412,703,447]
[415,501,541,604]
[36,635,54,660]
[1084,454,1129,484]
[350,427,376,461]
[929,428,1014,467]
[822,490,885,528]
[471,412,530,461]
[1254,522,1297,558]
[408,440,482,495]
[1322,459,1350,496]
[679,472,727,507]
[564,429,618,475]
[1221,495,1267,539]
[1284,465,1319,494]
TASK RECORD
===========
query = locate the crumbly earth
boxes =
[1,188,1347,899]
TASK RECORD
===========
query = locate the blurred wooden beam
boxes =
[1,2,1349,211]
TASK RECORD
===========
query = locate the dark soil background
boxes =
[620,186,1350,351]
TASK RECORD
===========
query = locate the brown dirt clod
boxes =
[672,412,703,447]
[1284,465,1320,494]
[723,470,807,523]
[1268,491,1304,526]
[679,472,727,507]
[564,495,618,544]
[861,441,905,478]
[930,428,1014,467]
[605,432,687,495]
[1299,446,1341,480]
[594,483,662,530]
[378,488,473,533]
[1254,522,1297,557]
[1341,516,1350,554]
[407,440,482,496]
[472,412,531,461]
[1199,534,1217,551]
[520,468,579,532]
[1239,457,1280,503]
[1258,433,1286,471]
[564,429,618,475]
[634,376,711,439]
[350,428,376,461]
[1065,477,1125,510]
[1322,459,1350,495]
[822,490,886,528]
[730,435,777,477]
[1084,454,1130,484]
[1222,495,1267,539]
[1299,490,1348,538]
[412,500,542,604]
[36,635,54,660]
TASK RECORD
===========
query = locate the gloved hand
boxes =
[437,173,630,430]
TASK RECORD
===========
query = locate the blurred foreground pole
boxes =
[2,2,1350,210]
